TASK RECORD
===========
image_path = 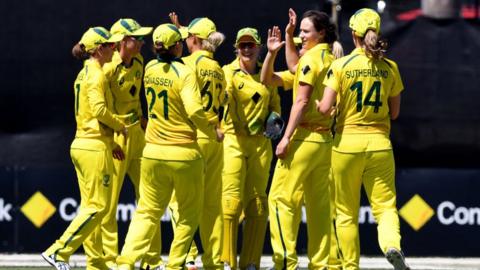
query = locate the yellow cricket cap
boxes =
[349,8,381,37]
[79,27,123,52]
[188,17,216,39]
[235,27,261,45]
[152,23,182,48]
[110,18,153,36]
[179,26,189,40]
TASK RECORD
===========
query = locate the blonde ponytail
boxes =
[363,30,388,60]
[202,32,225,53]
[331,41,344,59]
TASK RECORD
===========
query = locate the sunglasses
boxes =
[129,35,144,41]
[238,42,257,49]
[101,42,116,49]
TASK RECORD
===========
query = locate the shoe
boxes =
[245,263,256,270]
[186,261,197,270]
[41,252,71,270]
[224,263,232,270]
[385,248,410,270]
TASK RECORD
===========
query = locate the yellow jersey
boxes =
[182,50,227,138]
[277,70,295,90]
[143,57,215,160]
[222,58,281,135]
[293,43,334,134]
[103,51,144,118]
[323,48,404,134]
[72,59,125,148]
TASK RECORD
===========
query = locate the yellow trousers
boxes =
[332,149,401,270]
[169,138,223,270]
[117,156,204,270]
[101,124,145,267]
[222,134,271,269]
[268,139,331,270]
[44,138,113,270]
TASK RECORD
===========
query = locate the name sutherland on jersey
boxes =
[346,69,388,79]
[144,76,174,87]
[200,69,223,80]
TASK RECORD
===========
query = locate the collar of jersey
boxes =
[192,49,213,59]
[233,57,262,75]
[157,55,184,64]
[309,43,330,53]
[351,48,366,55]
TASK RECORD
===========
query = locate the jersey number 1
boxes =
[349,81,383,113]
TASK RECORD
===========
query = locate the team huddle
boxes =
[41,7,410,270]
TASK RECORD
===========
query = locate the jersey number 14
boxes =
[349,81,383,113]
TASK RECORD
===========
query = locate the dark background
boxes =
[0,0,479,168]
[1,0,480,257]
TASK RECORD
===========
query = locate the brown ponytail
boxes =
[72,43,89,60]
[363,30,388,60]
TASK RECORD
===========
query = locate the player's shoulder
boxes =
[145,59,161,71]
[381,57,399,71]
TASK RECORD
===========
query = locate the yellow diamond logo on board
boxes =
[21,191,56,228]
[399,194,435,231]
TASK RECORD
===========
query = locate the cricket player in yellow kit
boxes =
[260,22,343,270]
[116,24,220,270]
[221,27,280,270]
[266,9,340,270]
[168,17,226,270]
[42,27,128,270]
[317,8,410,270]
[101,18,153,270]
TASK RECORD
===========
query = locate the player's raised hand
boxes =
[285,8,297,36]
[267,26,285,53]
[169,12,181,28]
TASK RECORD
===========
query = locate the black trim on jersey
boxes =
[132,56,143,66]
[342,54,360,69]
[195,55,205,66]
[383,58,393,68]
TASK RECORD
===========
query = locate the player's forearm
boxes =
[282,97,308,140]
[285,33,299,73]
[88,90,125,131]
[261,51,279,87]
[189,109,216,139]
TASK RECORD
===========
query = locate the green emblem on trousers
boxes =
[103,175,110,187]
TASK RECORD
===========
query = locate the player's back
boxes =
[330,48,403,134]
[183,50,226,136]
[144,59,198,145]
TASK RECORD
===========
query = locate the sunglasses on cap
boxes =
[237,42,257,49]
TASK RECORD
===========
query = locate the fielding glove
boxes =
[264,111,284,140]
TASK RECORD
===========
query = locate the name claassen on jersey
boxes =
[144,76,174,87]
[200,69,223,80]
[345,69,388,79]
